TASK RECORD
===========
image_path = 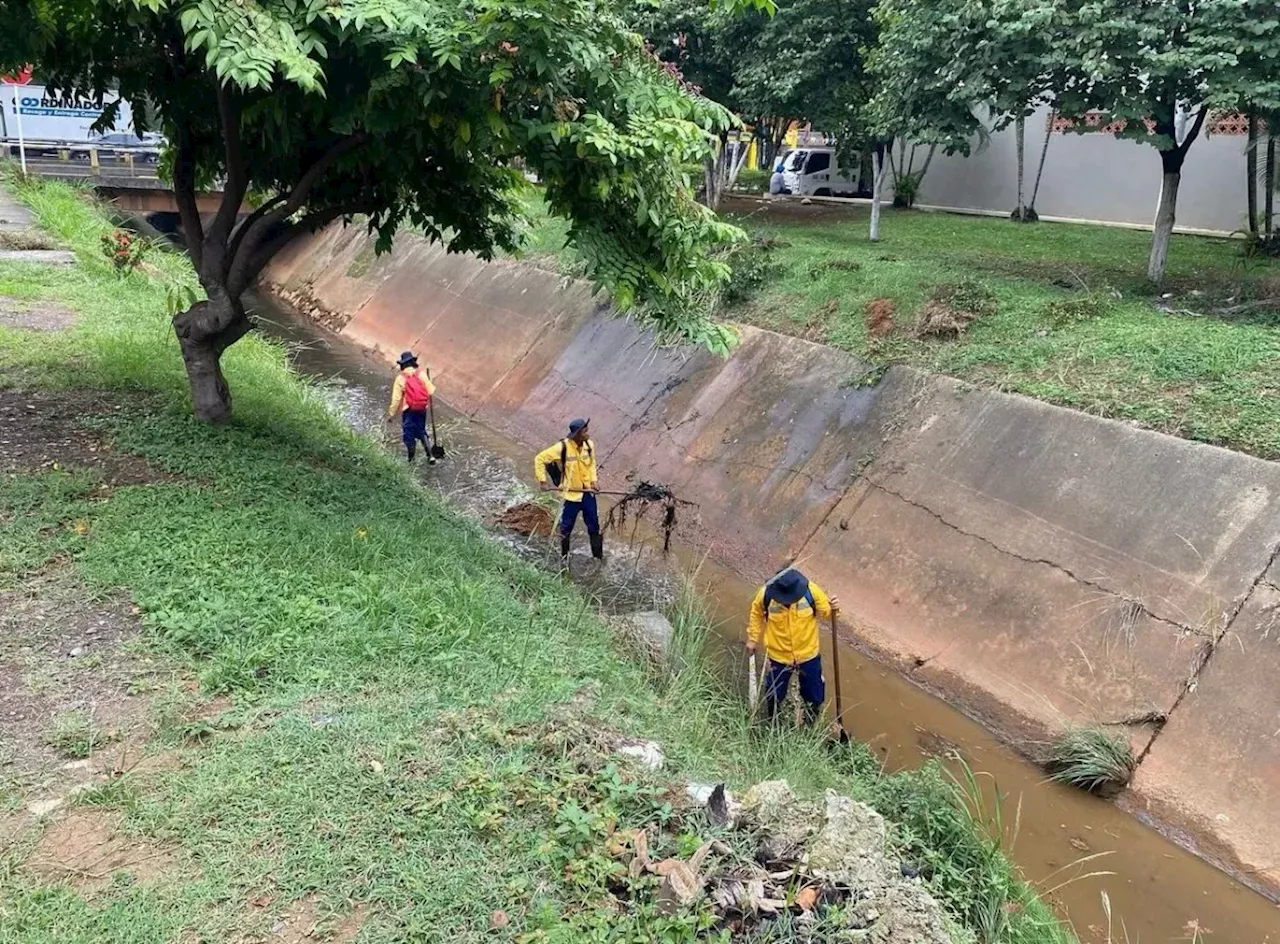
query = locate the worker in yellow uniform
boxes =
[386,350,437,464]
[746,563,840,724]
[534,418,602,562]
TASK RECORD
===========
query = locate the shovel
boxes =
[829,609,850,744]
[426,368,446,460]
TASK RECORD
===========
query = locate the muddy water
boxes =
[248,292,1279,944]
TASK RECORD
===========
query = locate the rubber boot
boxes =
[589,532,604,561]
[559,534,571,560]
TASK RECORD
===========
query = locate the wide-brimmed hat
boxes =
[765,568,809,606]
[397,350,418,368]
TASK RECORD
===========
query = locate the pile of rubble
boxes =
[620,775,956,942]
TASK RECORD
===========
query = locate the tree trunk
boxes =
[1149,169,1181,283]
[173,293,251,424]
[1247,115,1259,235]
[1013,115,1026,220]
[1028,109,1054,216]
[1266,122,1276,237]
[870,144,889,242]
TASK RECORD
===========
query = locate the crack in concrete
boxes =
[866,479,1208,640]
[1135,536,1280,766]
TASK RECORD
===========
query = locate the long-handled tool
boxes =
[829,610,850,743]
[426,368,446,459]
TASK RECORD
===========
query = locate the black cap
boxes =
[397,351,418,368]
[568,418,589,435]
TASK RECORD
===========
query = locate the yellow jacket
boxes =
[534,438,598,502]
[387,367,436,416]
[748,576,833,665]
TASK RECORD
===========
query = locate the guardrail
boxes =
[0,137,162,177]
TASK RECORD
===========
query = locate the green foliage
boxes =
[734,167,770,194]
[1045,728,1136,796]
[719,233,783,304]
[1043,290,1115,327]
[99,229,146,276]
[1,0,746,363]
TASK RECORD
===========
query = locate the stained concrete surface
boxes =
[261,221,1280,900]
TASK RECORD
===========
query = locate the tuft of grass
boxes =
[44,710,98,759]
[1045,727,1136,796]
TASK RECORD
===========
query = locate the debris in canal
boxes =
[604,481,693,553]
[494,501,555,537]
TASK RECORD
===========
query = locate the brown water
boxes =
[249,292,1280,944]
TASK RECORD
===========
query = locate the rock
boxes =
[69,647,84,658]
[615,738,665,770]
[741,780,817,844]
[622,610,675,661]
[809,791,888,889]
[28,797,63,817]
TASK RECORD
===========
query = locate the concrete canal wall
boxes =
[262,222,1280,900]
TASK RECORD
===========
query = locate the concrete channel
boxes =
[247,283,1280,944]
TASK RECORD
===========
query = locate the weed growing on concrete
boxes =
[1046,727,1136,795]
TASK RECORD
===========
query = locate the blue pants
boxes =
[559,492,600,536]
[401,409,429,458]
[764,655,825,724]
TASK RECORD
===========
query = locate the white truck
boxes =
[780,147,859,198]
[2,84,141,145]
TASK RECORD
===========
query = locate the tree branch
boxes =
[1178,104,1209,158]
[206,82,248,260]
[226,193,287,271]
[226,133,369,283]
[232,202,370,295]
[171,124,205,273]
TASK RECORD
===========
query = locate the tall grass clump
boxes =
[1045,727,1136,796]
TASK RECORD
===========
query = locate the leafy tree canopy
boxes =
[2,0,759,420]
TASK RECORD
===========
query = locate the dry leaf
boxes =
[794,886,819,911]
[628,828,650,879]
[369,759,384,774]
[490,910,510,930]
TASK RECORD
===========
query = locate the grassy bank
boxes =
[0,174,1073,943]
[512,192,1280,460]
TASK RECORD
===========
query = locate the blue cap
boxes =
[568,418,589,435]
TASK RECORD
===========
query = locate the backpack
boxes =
[402,372,430,410]
[762,577,815,614]
[545,439,591,488]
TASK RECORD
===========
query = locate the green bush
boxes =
[734,167,771,194]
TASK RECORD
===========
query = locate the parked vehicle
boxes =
[780,148,859,197]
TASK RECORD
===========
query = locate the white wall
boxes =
[917,106,1250,234]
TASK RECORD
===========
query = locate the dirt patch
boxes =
[269,895,367,943]
[864,298,896,338]
[25,808,176,894]
[0,231,60,252]
[0,573,158,781]
[0,296,77,331]
[0,389,163,483]
[913,281,998,339]
[495,501,555,537]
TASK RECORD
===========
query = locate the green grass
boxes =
[1045,728,1137,797]
[0,172,1073,943]
[730,202,1280,459]
[511,190,1280,458]
[43,711,98,760]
